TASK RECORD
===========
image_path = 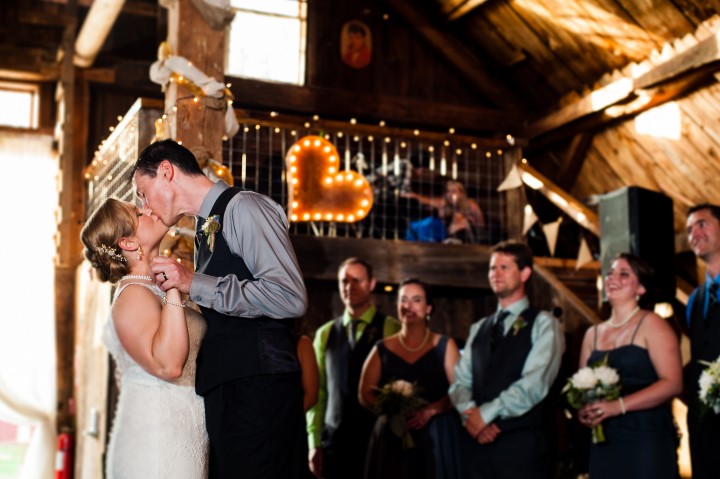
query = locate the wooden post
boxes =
[55,0,83,432]
[165,0,227,162]
[503,147,524,241]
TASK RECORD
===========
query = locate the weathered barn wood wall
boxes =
[570,80,720,238]
[308,0,487,108]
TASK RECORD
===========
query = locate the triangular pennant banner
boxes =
[576,238,593,270]
[497,164,523,191]
[522,204,539,236]
[543,219,561,256]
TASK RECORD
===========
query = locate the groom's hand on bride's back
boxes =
[151,256,194,294]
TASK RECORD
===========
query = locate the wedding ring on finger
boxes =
[162,272,168,281]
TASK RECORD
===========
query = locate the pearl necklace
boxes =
[607,305,640,328]
[120,274,154,282]
[398,328,430,352]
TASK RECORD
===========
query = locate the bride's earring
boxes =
[136,245,144,261]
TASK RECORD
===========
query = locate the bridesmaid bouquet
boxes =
[562,355,621,444]
[698,355,720,413]
[375,379,426,449]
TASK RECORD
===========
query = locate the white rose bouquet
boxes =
[698,355,720,414]
[374,379,426,449]
[562,355,622,443]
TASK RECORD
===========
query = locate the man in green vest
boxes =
[306,257,399,478]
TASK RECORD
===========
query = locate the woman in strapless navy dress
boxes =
[359,278,465,479]
[577,253,682,479]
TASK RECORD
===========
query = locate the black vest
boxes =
[194,187,299,395]
[687,285,720,411]
[321,310,386,450]
[471,308,547,432]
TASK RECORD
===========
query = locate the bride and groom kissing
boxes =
[81,139,309,478]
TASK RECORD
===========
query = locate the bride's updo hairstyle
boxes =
[81,198,137,283]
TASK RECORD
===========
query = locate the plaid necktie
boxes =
[707,282,719,324]
[491,310,510,352]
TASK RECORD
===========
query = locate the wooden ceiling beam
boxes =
[385,0,524,111]
[529,66,713,151]
[228,76,528,135]
[0,45,59,81]
[527,28,720,145]
[17,9,75,27]
[517,161,601,236]
[446,0,491,21]
[558,132,594,190]
[43,0,157,16]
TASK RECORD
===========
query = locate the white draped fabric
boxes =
[0,130,57,479]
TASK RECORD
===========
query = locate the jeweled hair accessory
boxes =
[96,243,127,263]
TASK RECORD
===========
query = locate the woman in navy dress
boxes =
[359,278,464,479]
[577,253,682,478]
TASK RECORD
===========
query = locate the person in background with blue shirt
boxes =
[685,203,720,479]
[449,241,564,479]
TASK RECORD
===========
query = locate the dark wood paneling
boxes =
[291,235,492,287]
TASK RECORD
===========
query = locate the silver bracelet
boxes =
[618,397,626,415]
[161,296,187,308]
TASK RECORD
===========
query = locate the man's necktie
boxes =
[490,310,510,352]
[349,319,361,348]
[707,282,719,324]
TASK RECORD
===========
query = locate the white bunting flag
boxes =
[523,204,539,236]
[543,218,562,256]
[497,164,523,191]
[576,238,593,270]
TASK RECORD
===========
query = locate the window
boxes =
[0,131,57,478]
[226,0,307,85]
[0,83,38,128]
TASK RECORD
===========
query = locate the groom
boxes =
[131,139,308,478]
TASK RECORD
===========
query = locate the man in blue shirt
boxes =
[685,203,720,479]
[449,241,564,479]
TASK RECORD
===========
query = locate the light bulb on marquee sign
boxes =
[285,135,374,223]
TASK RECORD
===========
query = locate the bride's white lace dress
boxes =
[104,282,208,478]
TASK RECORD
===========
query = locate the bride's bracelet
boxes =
[161,296,187,308]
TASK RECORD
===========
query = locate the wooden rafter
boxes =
[385,0,523,110]
[527,27,720,146]
[228,76,527,134]
[445,0,490,21]
[557,132,594,190]
[517,161,600,236]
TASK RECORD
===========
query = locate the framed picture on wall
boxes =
[341,20,372,69]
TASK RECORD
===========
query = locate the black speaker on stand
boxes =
[599,186,675,304]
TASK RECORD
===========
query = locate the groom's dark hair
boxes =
[132,139,205,178]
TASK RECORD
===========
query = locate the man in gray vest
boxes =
[132,139,308,478]
[449,241,563,479]
[685,203,720,479]
[306,257,399,478]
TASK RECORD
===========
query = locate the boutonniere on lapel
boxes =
[512,316,527,336]
[365,326,379,344]
[201,214,221,252]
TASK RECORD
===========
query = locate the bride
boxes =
[81,198,208,478]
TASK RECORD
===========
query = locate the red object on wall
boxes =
[55,430,73,479]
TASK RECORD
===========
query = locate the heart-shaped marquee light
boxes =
[285,135,374,223]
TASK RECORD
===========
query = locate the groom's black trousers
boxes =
[204,372,306,479]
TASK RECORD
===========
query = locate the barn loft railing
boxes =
[85,98,521,247]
